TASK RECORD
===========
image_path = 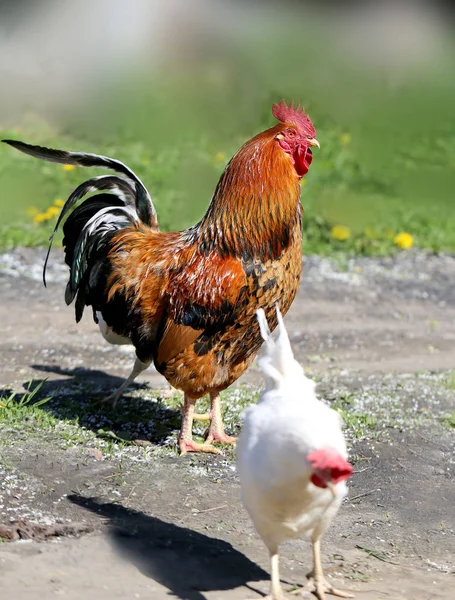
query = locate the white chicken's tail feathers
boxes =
[256,307,315,393]
[256,307,271,342]
[257,307,295,373]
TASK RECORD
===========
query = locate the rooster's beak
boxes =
[308,138,320,149]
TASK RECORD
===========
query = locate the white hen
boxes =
[237,307,353,600]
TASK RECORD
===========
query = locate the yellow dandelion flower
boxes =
[54,199,64,207]
[214,152,226,163]
[26,206,39,216]
[331,225,351,241]
[33,212,49,224]
[44,206,59,219]
[340,133,351,146]
[62,164,75,171]
[394,232,413,249]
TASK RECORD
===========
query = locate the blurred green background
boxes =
[0,1,454,255]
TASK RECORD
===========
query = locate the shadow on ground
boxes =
[19,365,181,445]
[0,388,14,401]
[33,364,134,391]
[68,494,269,600]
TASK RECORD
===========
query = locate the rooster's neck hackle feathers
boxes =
[199,125,301,262]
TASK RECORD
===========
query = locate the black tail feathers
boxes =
[3,140,159,321]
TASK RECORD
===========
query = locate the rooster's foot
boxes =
[178,438,222,455]
[194,413,211,421]
[204,429,237,446]
[95,393,121,409]
[94,358,151,410]
[203,391,236,446]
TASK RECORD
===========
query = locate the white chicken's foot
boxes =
[203,392,237,446]
[291,539,354,600]
[99,358,151,409]
[295,578,353,600]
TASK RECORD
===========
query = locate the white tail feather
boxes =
[256,308,271,342]
[256,306,315,395]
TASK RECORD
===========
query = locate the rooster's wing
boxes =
[157,252,249,364]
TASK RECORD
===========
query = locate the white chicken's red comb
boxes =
[272,100,316,138]
[307,448,353,484]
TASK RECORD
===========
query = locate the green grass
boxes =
[1,371,454,459]
[330,391,379,440]
[2,378,378,456]
[0,381,54,426]
[442,370,455,390]
[0,380,253,458]
[439,412,455,429]
[1,58,454,255]
[0,380,124,453]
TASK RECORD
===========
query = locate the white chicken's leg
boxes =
[203,392,237,446]
[102,358,151,408]
[269,551,286,600]
[294,538,353,600]
[247,547,285,600]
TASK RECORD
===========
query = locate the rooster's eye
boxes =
[287,130,296,138]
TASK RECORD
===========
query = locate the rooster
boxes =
[237,308,353,600]
[3,100,319,454]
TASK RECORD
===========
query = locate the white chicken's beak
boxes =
[308,138,320,149]
[326,482,337,499]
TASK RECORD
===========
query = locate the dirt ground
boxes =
[1,248,454,600]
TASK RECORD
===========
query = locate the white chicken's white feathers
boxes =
[247,307,343,421]
[255,307,313,394]
[237,307,350,550]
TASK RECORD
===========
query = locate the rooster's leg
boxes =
[178,394,221,455]
[203,392,237,446]
[179,404,210,421]
[293,538,353,599]
[193,412,210,420]
[102,358,151,408]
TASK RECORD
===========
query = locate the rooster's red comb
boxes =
[272,100,316,138]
